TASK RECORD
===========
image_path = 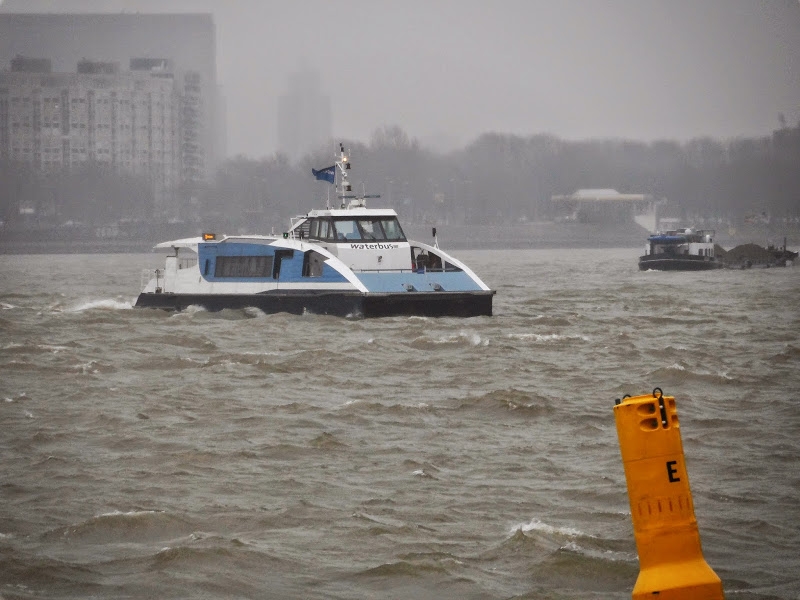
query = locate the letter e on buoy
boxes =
[613,389,724,599]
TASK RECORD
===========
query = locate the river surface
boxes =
[1,248,798,599]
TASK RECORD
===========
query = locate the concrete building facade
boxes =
[0,12,220,180]
[0,58,186,214]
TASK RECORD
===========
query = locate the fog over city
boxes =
[2,0,799,158]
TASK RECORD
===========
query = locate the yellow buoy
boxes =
[613,388,724,599]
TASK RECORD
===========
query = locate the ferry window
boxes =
[214,255,273,278]
[325,219,338,242]
[302,250,325,277]
[357,219,386,240]
[411,248,445,271]
[334,219,359,240]
[318,220,330,240]
[309,219,319,239]
[412,247,425,270]
[380,218,406,241]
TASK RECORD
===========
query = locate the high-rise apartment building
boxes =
[277,68,332,162]
[0,12,220,180]
[0,57,190,213]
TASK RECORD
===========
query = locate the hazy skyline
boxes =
[2,0,799,158]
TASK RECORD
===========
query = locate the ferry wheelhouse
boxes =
[639,228,723,271]
[135,145,494,317]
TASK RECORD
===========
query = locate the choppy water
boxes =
[1,249,798,600]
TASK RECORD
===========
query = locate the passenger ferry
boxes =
[135,145,494,317]
[639,228,723,271]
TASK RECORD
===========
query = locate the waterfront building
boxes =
[0,12,220,180]
[0,57,187,215]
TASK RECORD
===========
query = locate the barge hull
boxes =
[638,257,723,271]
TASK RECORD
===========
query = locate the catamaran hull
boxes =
[638,256,723,271]
[135,290,494,318]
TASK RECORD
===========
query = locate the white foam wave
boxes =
[513,518,585,538]
[507,332,590,342]
[430,331,488,346]
[560,540,635,562]
[2,342,69,353]
[73,360,100,375]
[176,304,207,316]
[67,299,133,312]
[8,392,27,402]
[95,509,161,519]
[40,344,70,353]
[1,302,16,310]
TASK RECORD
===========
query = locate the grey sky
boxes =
[2,0,799,158]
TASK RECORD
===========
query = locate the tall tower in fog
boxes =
[277,68,331,162]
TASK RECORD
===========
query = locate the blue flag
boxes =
[312,165,335,184]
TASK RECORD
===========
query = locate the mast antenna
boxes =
[336,142,355,208]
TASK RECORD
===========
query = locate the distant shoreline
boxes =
[1,221,797,254]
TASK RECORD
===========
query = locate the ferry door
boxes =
[162,255,177,293]
[272,249,294,289]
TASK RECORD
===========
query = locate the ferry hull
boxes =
[638,255,723,271]
[135,290,494,318]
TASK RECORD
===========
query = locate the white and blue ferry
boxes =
[135,145,494,317]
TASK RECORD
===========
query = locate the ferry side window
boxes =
[326,220,337,242]
[309,219,319,239]
[381,218,405,241]
[302,250,324,277]
[318,220,329,241]
[358,219,386,240]
[336,219,359,240]
[215,255,273,278]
